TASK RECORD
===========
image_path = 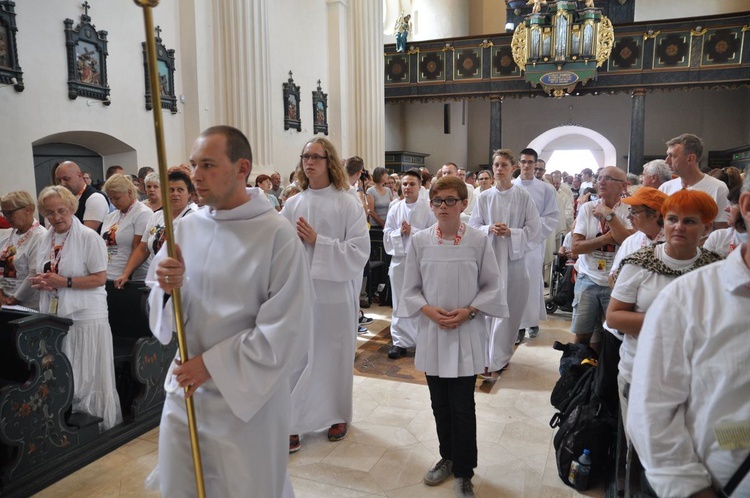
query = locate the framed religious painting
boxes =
[0,1,24,91]
[283,71,301,132]
[142,25,178,113]
[64,2,110,104]
[311,80,328,135]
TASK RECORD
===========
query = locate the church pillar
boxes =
[489,96,502,163]
[212,0,273,170]
[628,88,646,175]
[349,0,385,169]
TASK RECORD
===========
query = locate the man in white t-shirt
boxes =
[54,161,109,233]
[570,166,634,347]
[659,133,729,229]
[641,159,672,189]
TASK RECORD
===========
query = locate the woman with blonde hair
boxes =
[0,191,47,309]
[101,174,153,282]
[282,137,369,453]
[31,186,121,429]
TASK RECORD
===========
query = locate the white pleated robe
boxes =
[281,184,370,434]
[147,189,314,498]
[398,224,508,377]
[469,186,541,371]
[383,198,436,348]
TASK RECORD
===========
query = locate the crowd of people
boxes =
[0,129,747,498]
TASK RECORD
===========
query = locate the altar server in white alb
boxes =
[512,148,559,341]
[469,148,540,379]
[282,137,370,453]
[384,168,436,359]
[399,176,506,497]
[146,126,315,497]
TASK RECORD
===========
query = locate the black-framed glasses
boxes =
[1,207,26,218]
[300,154,328,162]
[598,175,625,183]
[430,197,462,207]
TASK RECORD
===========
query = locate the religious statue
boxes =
[394,12,412,53]
[527,0,547,14]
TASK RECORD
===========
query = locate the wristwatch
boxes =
[67,277,73,288]
[604,213,614,222]
[467,309,477,320]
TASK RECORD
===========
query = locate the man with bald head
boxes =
[570,166,633,348]
[54,161,109,233]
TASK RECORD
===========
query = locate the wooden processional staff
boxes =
[134,1,206,496]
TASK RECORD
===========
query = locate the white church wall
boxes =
[635,0,749,22]
[396,101,469,172]
[0,0,188,197]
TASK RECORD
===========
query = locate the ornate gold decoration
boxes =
[596,16,614,67]
[479,39,494,49]
[691,26,707,37]
[407,46,420,54]
[511,23,528,71]
[442,43,454,52]
[743,25,750,33]
[527,0,547,15]
[643,30,660,41]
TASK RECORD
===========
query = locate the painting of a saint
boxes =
[157,60,170,96]
[76,41,101,85]
[288,94,297,121]
[0,25,8,68]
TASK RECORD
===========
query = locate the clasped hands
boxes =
[490,222,510,237]
[422,305,472,329]
[30,272,65,292]
[401,221,411,236]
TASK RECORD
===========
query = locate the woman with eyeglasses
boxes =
[469,149,541,380]
[30,186,122,430]
[704,187,746,257]
[282,137,369,453]
[607,190,723,430]
[0,191,47,309]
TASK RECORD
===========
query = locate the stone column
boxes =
[628,88,646,175]
[349,0,385,169]
[489,96,502,163]
[212,0,273,169]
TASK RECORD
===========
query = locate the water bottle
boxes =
[571,449,591,491]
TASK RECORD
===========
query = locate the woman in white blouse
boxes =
[31,186,121,430]
[0,191,47,309]
[114,170,194,288]
[101,174,153,282]
[142,172,163,212]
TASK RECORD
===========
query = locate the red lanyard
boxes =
[49,230,71,274]
[1,221,40,257]
[436,223,465,246]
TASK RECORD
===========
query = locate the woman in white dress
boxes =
[399,176,506,497]
[0,191,47,309]
[31,186,121,430]
[469,149,541,379]
[114,170,194,288]
[101,174,154,282]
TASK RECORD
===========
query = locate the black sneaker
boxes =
[358,326,368,334]
[528,326,539,338]
[455,477,475,497]
[359,314,374,325]
[387,345,407,359]
[515,328,526,345]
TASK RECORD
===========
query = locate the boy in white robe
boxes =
[384,169,436,359]
[469,149,541,379]
[399,176,507,498]
[147,126,315,498]
[282,137,370,452]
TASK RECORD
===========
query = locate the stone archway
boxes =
[527,125,617,169]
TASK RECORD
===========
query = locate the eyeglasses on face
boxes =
[300,154,328,162]
[1,206,26,217]
[430,197,462,207]
[43,208,70,219]
[598,175,625,183]
[628,208,647,216]
[534,168,546,172]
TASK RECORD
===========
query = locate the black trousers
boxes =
[425,375,477,478]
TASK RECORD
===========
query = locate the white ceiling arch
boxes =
[528,125,617,168]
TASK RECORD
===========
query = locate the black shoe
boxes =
[528,326,539,338]
[359,313,374,325]
[388,345,407,359]
[515,329,525,345]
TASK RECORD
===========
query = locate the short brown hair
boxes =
[430,176,468,200]
[201,125,253,165]
[666,133,704,162]
[491,148,516,165]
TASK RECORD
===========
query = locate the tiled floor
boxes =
[34,307,604,497]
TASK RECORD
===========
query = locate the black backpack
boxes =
[549,359,617,488]
[550,341,597,410]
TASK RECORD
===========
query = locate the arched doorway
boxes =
[527,126,617,174]
[32,131,137,195]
